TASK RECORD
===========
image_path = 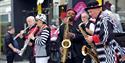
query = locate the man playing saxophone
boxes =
[79,12,96,63]
[82,1,125,63]
[58,9,85,63]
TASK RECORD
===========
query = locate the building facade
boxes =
[0,0,11,54]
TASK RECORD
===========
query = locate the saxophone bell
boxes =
[61,39,71,48]
[81,46,87,56]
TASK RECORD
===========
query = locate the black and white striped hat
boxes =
[36,14,47,23]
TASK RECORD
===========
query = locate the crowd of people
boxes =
[3,1,125,63]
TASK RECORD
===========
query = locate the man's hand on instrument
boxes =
[20,30,25,34]
[68,32,75,39]
[121,55,125,61]
[85,35,93,43]
[13,48,21,54]
[28,34,35,40]
[28,42,33,46]
[78,22,84,28]
[18,30,25,38]
[14,30,25,39]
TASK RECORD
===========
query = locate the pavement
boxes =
[0,60,29,63]
[0,52,29,63]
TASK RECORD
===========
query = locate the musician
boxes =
[19,16,38,63]
[29,14,50,63]
[84,1,125,63]
[4,26,20,63]
[80,12,95,35]
[79,12,96,63]
[58,9,85,63]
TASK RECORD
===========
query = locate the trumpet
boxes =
[61,17,71,63]
[18,26,38,56]
[78,23,99,63]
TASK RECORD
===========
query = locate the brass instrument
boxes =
[61,17,71,63]
[79,23,100,63]
[82,46,99,63]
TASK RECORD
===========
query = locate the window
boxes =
[0,14,8,23]
[0,0,3,1]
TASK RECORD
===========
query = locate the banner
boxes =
[73,1,87,20]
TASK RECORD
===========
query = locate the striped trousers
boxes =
[96,40,124,63]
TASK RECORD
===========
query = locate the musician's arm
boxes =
[25,27,39,46]
[85,23,95,35]
[73,32,84,40]
[33,29,50,46]
[70,28,86,43]
[18,31,33,46]
[27,32,37,46]
[36,30,49,46]
[91,18,114,44]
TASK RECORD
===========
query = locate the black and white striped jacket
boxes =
[34,27,50,57]
[93,11,124,63]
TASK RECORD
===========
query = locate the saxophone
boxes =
[79,23,100,63]
[81,46,100,63]
[61,17,71,63]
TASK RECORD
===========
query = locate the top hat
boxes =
[85,1,102,11]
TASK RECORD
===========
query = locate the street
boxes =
[0,53,29,63]
[0,60,29,63]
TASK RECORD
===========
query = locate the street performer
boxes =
[82,1,125,63]
[29,14,51,63]
[58,9,85,63]
[18,16,39,63]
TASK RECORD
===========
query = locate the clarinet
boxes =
[18,26,38,56]
[13,26,29,40]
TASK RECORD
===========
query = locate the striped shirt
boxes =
[34,28,50,57]
[35,29,50,46]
